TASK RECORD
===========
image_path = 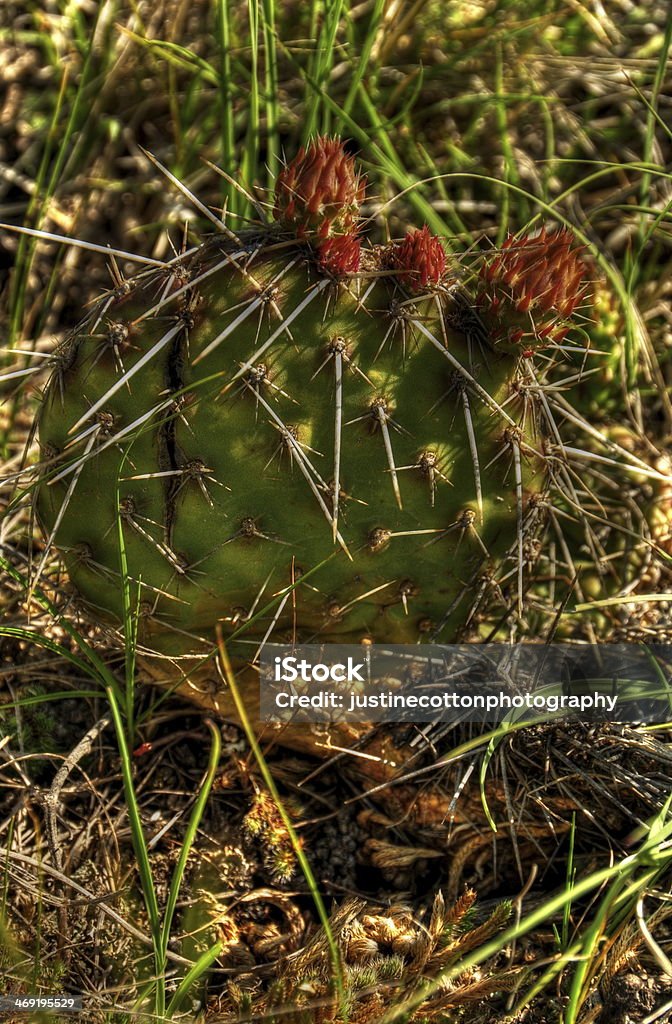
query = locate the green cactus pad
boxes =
[37,233,549,655]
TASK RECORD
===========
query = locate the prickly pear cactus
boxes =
[36,138,588,656]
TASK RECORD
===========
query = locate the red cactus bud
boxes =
[316,234,361,276]
[390,225,447,293]
[478,227,587,351]
[274,136,366,240]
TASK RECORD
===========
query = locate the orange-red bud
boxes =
[478,227,588,350]
[390,225,447,293]
[316,234,362,276]
[274,136,366,240]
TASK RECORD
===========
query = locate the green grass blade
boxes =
[215,0,237,215]
[159,719,221,960]
[166,939,225,1016]
[342,0,385,117]
[304,0,345,138]
[241,0,260,219]
[262,0,280,190]
[8,66,68,345]
[216,634,347,1017]
[105,682,164,1015]
[637,11,672,245]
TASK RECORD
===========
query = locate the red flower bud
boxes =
[478,227,588,351]
[316,234,361,276]
[390,225,447,293]
[274,136,366,240]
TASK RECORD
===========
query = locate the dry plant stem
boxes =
[42,713,112,954]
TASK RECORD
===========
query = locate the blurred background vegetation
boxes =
[3,0,670,347]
